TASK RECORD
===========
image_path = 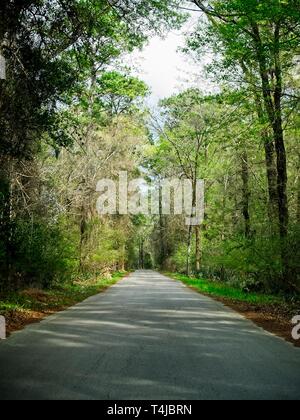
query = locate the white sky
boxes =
[123,16,215,110]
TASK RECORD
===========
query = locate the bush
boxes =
[168,228,300,294]
[0,217,78,290]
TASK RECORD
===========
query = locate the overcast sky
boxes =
[124,15,215,110]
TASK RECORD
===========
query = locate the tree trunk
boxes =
[297,155,300,225]
[253,23,289,239]
[159,186,167,268]
[220,175,229,241]
[273,23,289,239]
[195,224,201,272]
[120,244,126,271]
[240,60,279,229]
[186,178,198,276]
[251,22,290,286]
[263,134,279,227]
[141,239,144,269]
[297,180,300,225]
[254,97,278,227]
[186,224,192,276]
[0,162,13,286]
[241,152,251,238]
[273,108,288,239]
[79,204,87,272]
[139,238,144,269]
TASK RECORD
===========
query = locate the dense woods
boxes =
[0,0,299,296]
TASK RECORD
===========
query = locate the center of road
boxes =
[0,271,299,400]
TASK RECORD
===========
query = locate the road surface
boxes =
[0,270,299,400]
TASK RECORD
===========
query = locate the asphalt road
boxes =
[0,270,299,400]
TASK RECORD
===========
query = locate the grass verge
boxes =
[165,272,300,348]
[0,271,128,336]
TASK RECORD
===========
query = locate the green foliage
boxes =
[168,273,282,305]
[87,222,126,270]
[97,71,149,115]
[10,218,78,289]
[0,0,185,292]
[143,1,300,294]
[0,271,127,316]
[1,0,299,301]
[149,81,300,293]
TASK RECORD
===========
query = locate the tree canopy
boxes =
[0,0,299,295]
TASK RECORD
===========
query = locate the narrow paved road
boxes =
[0,271,299,400]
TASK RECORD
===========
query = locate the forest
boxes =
[0,0,299,304]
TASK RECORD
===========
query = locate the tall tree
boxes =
[186,0,300,286]
[0,0,185,287]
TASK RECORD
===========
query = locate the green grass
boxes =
[166,273,283,306]
[0,271,127,316]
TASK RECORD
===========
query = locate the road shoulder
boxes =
[165,272,300,348]
[0,271,129,337]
